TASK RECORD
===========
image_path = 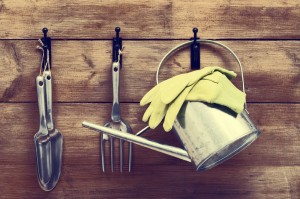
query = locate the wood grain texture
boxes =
[1,165,299,199]
[0,0,299,39]
[0,103,299,166]
[0,0,299,198]
[0,40,299,103]
[0,103,299,199]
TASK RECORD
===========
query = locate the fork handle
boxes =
[111,62,121,122]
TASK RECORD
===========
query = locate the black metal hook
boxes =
[40,27,52,70]
[190,27,200,70]
[112,27,122,68]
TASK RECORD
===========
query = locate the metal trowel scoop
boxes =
[43,70,63,191]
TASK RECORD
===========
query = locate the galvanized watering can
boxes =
[83,39,261,171]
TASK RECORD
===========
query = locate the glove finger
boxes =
[187,66,236,86]
[143,95,168,129]
[142,105,153,122]
[149,104,167,129]
[214,67,237,79]
[163,85,194,132]
[187,67,214,86]
[186,79,217,102]
[143,92,163,122]
[202,71,222,83]
[160,67,233,104]
[141,68,209,106]
[214,75,246,114]
[186,72,227,102]
[140,84,160,106]
[160,73,190,104]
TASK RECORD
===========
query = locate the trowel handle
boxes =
[36,76,47,130]
[44,70,54,131]
[111,62,121,122]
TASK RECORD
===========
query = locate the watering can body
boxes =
[173,101,260,171]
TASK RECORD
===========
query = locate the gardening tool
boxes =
[34,72,63,191]
[34,29,63,191]
[100,27,133,173]
[101,60,133,173]
[83,39,261,171]
[34,75,52,189]
[43,70,63,190]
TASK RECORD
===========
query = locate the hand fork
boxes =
[101,61,133,172]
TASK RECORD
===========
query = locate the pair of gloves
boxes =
[140,66,246,132]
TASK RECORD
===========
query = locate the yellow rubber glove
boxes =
[162,83,195,131]
[140,66,236,106]
[163,72,246,132]
[211,72,246,113]
[141,73,191,128]
[140,66,237,130]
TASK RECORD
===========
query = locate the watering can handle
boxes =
[155,40,247,110]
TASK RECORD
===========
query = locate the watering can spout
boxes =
[82,121,192,162]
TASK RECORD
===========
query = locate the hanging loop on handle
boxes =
[41,28,52,70]
[156,39,247,110]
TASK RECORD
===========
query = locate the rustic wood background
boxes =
[0,0,299,198]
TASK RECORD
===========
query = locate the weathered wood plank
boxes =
[0,103,299,167]
[1,1,299,198]
[0,40,299,103]
[0,0,299,39]
[1,165,299,199]
[1,102,299,199]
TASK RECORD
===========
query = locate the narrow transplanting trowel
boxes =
[34,71,63,191]
[44,71,63,189]
[34,75,52,190]
[34,29,63,191]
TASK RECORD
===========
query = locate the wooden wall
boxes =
[0,0,299,198]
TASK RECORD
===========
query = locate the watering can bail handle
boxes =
[155,39,247,108]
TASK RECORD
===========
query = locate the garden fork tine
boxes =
[100,124,114,172]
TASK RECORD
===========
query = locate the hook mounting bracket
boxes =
[112,27,122,68]
[40,27,52,70]
[190,27,200,70]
